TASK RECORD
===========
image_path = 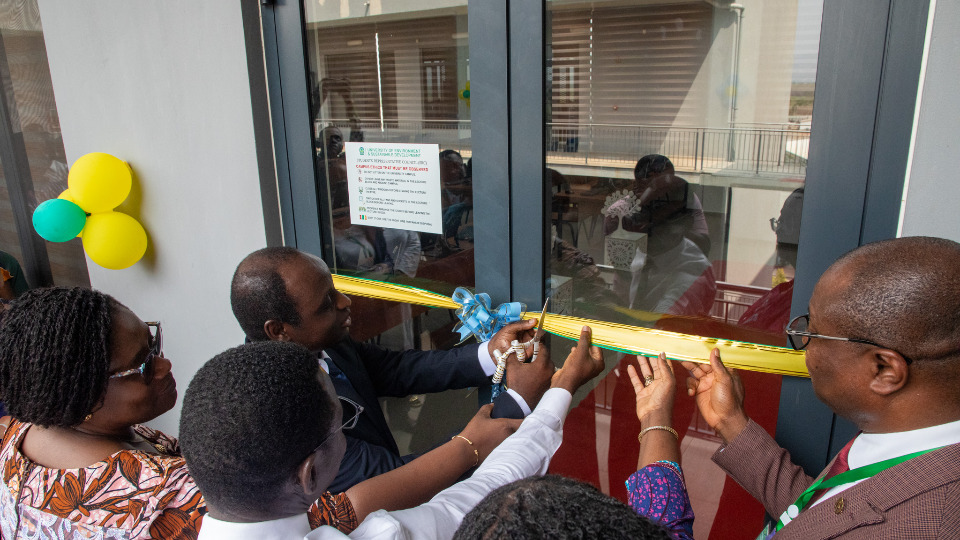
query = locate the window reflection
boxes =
[545,1,820,537]
[303,3,477,447]
[0,0,89,290]
[305,9,473,285]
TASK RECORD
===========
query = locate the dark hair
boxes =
[230,247,305,341]
[634,154,674,181]
[453,475,671,540]
[180,341,336,515]
[0,286,115,427]
[440,149,463,163]
[826,236,960,364]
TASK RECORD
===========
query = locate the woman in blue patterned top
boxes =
[625,352,695,539]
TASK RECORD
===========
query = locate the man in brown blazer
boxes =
[684,236,960,539]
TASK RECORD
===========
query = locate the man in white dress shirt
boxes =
[183,328,604,540]
[685,236,960,538]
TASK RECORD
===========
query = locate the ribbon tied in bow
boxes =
[451,287,525,343]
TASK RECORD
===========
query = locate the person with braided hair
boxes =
[0,286,204,539]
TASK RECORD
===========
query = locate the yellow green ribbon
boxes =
[332,274,808,377]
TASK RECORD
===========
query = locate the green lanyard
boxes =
[775,445,944,531]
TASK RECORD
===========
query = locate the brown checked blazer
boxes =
[713,420,960,539]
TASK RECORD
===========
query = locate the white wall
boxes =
[900,0,960,241]
[38,0,270,434]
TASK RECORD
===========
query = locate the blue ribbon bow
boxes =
[451,287,525,343]
[452,288,525,402]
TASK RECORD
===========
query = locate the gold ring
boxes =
[644,376,654,387]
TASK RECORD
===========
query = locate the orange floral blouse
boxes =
[0,420,357,539]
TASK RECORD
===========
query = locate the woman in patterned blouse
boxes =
[624,352,695,539]
[0,287,356,539]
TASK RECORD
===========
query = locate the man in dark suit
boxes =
[231,247,552,492]
[684,236,960,538]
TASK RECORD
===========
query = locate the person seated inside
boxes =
[0,249,29,301]
[318,125,345,161]
[332,206,393,275]
[603,154,714,317]
[182,328,604,539]
[231,247,551,492]
[426,149,472,254]
[738,187,804,335]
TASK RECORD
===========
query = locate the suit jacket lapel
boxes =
[780,443,960,539]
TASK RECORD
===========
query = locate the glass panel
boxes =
[545,1,822,537]
[0,0,89,291]
[303,1,476,451]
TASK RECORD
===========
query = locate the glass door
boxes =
[543,2,823,537]
[300,1,481,454]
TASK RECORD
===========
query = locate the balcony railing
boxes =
[322,119,810,176]
[546,122,810,176]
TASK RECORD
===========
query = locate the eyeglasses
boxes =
[785,314,913,364]
[313,396,364,452]
[110,321,163,383]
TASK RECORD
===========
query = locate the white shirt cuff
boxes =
[477,340,496,376]
[534,387,573,425]
[505,388,532,416]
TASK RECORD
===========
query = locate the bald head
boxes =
[231,247,314,341]
[821,236,960,364]
[231,247,350,351]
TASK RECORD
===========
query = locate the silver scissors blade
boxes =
[534,297,550,342]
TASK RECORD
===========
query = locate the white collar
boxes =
[318,351,331,374]
[848,418,960,469]
[199,513,310,540]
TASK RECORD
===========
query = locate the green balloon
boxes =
[33,198,87,242]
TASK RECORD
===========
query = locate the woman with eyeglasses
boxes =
[0,287,361,539]
[0,287,204,539]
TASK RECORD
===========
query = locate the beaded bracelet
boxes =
[654,460,682,473]
[452,434,480,467]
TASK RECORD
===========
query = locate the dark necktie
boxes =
[325,358,349,381]
[808,437,854,505]
[826,438,854,477]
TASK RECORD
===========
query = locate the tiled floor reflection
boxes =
[680,435,725,539]
[595,410,612,495]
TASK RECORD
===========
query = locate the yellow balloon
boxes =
[57,189,77,203]
[68,152,132,213]
[81,211,147,270]
[58,189,84,236]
